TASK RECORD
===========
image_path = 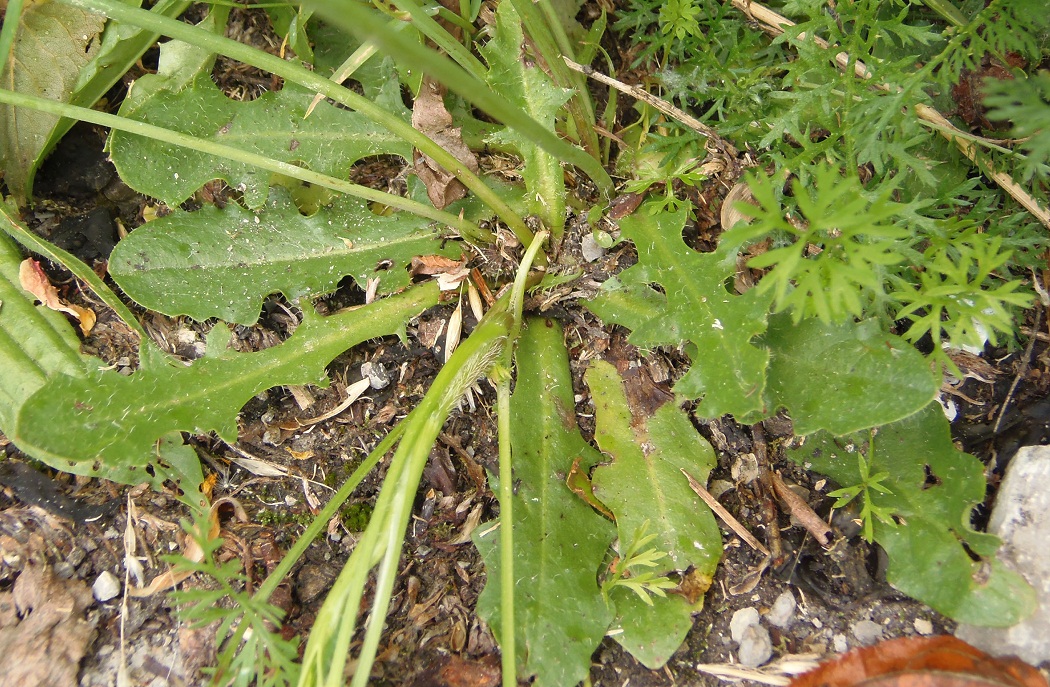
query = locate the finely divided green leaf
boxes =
[12,283,439,483]
[109,186,458,324]
[761,314,939,435]
[481,1,569,233]
[790,403,1035,626]
[0,1,105,202]
[109,43,411,209]
[587,207,773,418]
[474,318,614,687]
[587,359,720,668]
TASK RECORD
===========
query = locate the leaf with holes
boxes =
[474,319,615,687]
[587,359,720,668]
[789,403,1034,626]
[587,206,774,418]
[109,186,458,324]
[108,33,410,209]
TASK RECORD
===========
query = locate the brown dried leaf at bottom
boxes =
[0,560,95,687]
[412,77,479,209]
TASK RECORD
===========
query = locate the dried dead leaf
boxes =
[0,560,94,687]
[445,299,463,363]
[18,258,96,334]
[411,77,479,209]
[129,497,247,597]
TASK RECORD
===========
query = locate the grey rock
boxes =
[851,619,883,645]
[729,607,760,642]
[737,623,773,667]
[956,445,1050,664]
[766,590,796,628]
[361,361,391,390]
[580,233,606,262]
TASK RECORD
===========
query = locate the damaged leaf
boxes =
[587,206,774,418]
[587,359,720,668]
[474,318,615,687]
[412,76,479,209]
[109,186,458,324]
[789,403,1035,626]
[18,259,96,335]
[108,37,411,209]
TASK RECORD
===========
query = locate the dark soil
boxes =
[2,12,1049,687]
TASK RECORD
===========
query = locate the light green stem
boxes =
[0,88,490,243]
[57,0,536,246]
[0,0,25,78]
[389,0,487,79]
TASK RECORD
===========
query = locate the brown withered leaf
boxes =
[412,77,480,209]
[0,560,95,687]
[18,258,96,335]
[790,636,1048,687]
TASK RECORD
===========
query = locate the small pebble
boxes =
[914,618,934,635]
[766,590,796,628]
[729,607,760,642]
[580,233,606,262]
[851,619,884,645]
[93,571,121,602]
[361,361,391,390]
[833,633,848,653]
[737,624,773,667]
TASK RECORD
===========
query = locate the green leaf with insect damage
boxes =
[474,318,615,687]
[109,186,458,324]
[108,32,410,209]
[587,205,774,419]
[11,283,439,499]
[790,403,1034,626]
[587,359,720,668]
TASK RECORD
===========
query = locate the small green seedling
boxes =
[601,521,679,606]
[827,438,898,543]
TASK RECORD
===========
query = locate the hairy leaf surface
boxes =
[790,403,1034,626]
[13,283,439,489]
[110,187,457,324]
[587,359,720,668]
[474,318,614,687]
[587,207,773,418]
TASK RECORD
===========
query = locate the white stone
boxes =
[913,618,934,635]
[92,571,121,602]
[729,607,761,642]
[956,445,1050,664]
[580,233,606,262]
[737,623,773,667]
[766,590,797,628]
[833,634,848,653]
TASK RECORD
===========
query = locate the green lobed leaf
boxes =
[481,1,570,234]
[474,318,615,687]
[109,186,459,324]
[0,1,105,202]
[11,283,439,486]
[789,403,1035,626]
[108,36,411,209]
[587,359,721,668]
[587,206,774,418]
[759,314,939,435]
